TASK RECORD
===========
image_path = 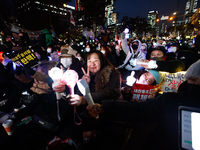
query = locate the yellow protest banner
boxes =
[10,49,39,68]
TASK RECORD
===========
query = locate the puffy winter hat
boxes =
[60,48,73,57]
[148,70,163,84]
[151,46,167,56]
[185,60,200,80]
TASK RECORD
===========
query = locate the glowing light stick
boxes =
[48,67,64,121]
[77,79,99,119]
[124,28,129,34]
[48,67,63,100]
[63,70,82,125]
[126,71,136,86]
[133,59,157,69]
[12,62,16,72]
[77,79,94,107]
[63,69,79,95]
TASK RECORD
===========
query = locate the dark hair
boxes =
[31,45,48,61]
[100,45,111,56]
[136,70,156,85]
[151,46,167,56]
[84,50,115,71]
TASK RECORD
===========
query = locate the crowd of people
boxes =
[0,27,200,150]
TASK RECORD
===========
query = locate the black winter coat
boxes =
[101,81,200,149]
[89,65,121,103]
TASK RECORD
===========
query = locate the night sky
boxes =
[68,0,187,21]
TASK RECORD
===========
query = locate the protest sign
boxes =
[131,83,159,102]
[10,49,39,68]
[159,71,186,93]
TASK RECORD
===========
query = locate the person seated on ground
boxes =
[0,63,22,113]
[53,50,121,107]
[140,43,148,59]
[117,31,145,71]
[100,45,117,67]
[140,46,185,73]
[31,45,49,63]
[86,59,200,150]
[53,46,84,97]
[51,50,121,147]
[121,69,162,101]
[13,60,58,120]
[167,42,199,70]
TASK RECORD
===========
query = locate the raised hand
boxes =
[81,67,90,84]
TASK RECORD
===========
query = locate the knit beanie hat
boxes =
[151,46,167,56]
[185,60,200,80]
[148,70,163,84]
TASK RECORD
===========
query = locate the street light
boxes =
[169,17,174,21]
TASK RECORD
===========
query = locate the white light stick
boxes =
[77,79,99,119]
[77,79,94,107]
[48,67,63,100]
[124,28,129,34]
[126,71,136,86]
[133,59,157,69]
[48,67,63,122]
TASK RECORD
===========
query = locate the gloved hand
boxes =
[121,32,126,40]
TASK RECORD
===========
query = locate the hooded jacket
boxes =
[118,38,145,70]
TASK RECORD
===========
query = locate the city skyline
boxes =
[68,0,187,21]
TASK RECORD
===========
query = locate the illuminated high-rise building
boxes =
[148,10,159,28]
[105,0,118,26]
[75,0,83,11]
[148,10,159,35]
[183,0,200,24]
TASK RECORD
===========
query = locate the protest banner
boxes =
[159,71,186,93]
[9,49,39,68]
[131,83,160,102]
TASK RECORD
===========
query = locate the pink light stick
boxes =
[63,69,79,95]
[63,69,82,125]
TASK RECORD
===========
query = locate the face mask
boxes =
[151,57,164,61]
[115,46,119,50]
[153,42,157,47]
[2,59,10,66]
[188,43,193,46]
[60,58,72,68]
[101,50,106,54]
[47,48,52,53]
[168,47,177,53]
[132,44,138,50]
[76,57,81,61]
[86,48,90,52]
